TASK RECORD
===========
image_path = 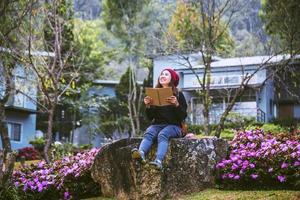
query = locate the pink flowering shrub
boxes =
[216,129,300,188]
[13,148,101,199]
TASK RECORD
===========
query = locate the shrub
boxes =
[272,117,300,131]
[17,147,41,161]
[225,112,256,130]
[13,148,101,199]
[216,129,300,188]
[220,129,235,140]
[260,123,286,134]
[51,142,74,161]
[29,137,45,152]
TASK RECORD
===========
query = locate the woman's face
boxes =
[159,70,172,86]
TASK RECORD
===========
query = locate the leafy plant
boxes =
[29,137,45,152]
[17,147,41,161]
[13,148,101,199]
[51,142,74,161]
[216,129,300,188]
[0,184,20,200]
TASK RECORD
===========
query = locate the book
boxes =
[145,87,173,106]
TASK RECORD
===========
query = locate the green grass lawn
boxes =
[84,189,300,200]
[178,189,300,200]
[14,160,41,170]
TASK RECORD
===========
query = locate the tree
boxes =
[166,0,236,135]
[0,0,35,187]
[260,0,300,114]
[102,0,151,136]
[260,0,300,56]
[22,0,78,163]
[73,19,115,85]
[165,0,292,138]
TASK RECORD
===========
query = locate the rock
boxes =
[91,137,229,200]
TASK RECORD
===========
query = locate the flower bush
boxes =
[13,148,101,199]
[17,147,41,161]
[216,129,300,188]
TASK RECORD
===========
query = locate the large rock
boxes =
[91,137,229,200]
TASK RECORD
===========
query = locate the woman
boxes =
[131,68,187,170]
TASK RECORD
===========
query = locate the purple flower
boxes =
[271,149,276,154]
[228,173,235,179]
[233,175,240,180]
[221,174,227,179]
[249,163,255,168]
[268,168,273,173]
[231,163,239,170]
[281,162,288,169]
[64,191,71,200]
[294,161,300,167]
[277,175,286,182]
[217,162,225,168]
[250,174,258,179]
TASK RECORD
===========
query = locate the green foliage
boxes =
[220,128,235,140]
[29,137,45,152]
[166,1,234,56]
[261,123,286,134]
[73,19,115,85]
[260,0,300,54]
[225,112,256,131]
[51,142,74,161]
[98,97,130,138]
[43,0,74,52]
[272,117,299,131]
[0,184,20,200]
[102,0,151,49]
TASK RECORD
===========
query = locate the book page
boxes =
[158,87,173,106]
[145,88,160,106]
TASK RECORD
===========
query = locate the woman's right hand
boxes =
[144,96,152,106]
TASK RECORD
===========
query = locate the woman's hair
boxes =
[155,75,178,95]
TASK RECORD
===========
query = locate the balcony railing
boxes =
[191,107,265,125]
[257,108,266,123]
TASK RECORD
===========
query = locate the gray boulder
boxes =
[91,137,229,200]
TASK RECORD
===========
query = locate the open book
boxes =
[145,87,173,106]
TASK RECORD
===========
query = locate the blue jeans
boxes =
[138,124,182,162]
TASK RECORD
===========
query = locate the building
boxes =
[0,64,37,150]
[153,53,300,125]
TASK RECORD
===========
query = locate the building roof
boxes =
[93,80,120,85]
[193,55,300,69]
[0,47,54,57]
[93,79,143,85]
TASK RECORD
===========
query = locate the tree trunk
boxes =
[0,104,15,186]
[128,98,136,137]
[202,60,212,135]
[215,87,245,138]
[44,106,55,163]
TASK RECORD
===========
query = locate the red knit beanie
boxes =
[164,68,179,87]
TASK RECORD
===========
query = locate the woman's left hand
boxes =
[166,96,179,107]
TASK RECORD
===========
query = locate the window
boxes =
[269,99,273,115]
[7,122,21,142]
[224,76,239,84]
